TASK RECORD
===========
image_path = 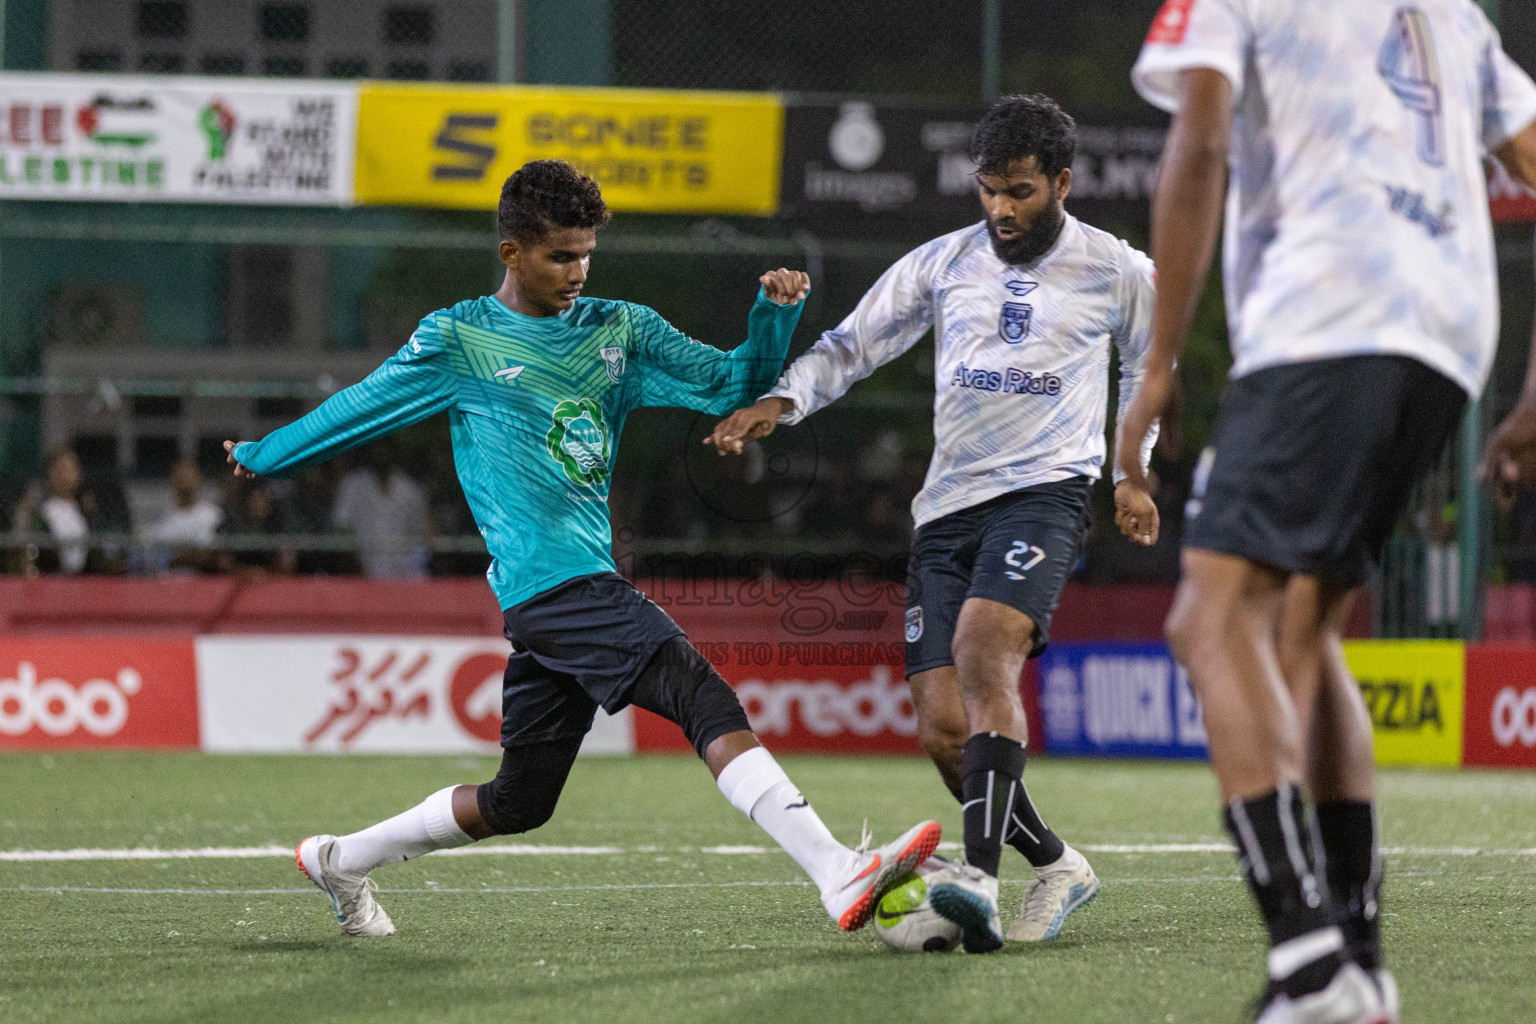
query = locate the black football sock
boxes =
[1222,783,1344,1000]
[1003,747,1066,868]
[1316,799,1384,971]
[960,732,1026,878]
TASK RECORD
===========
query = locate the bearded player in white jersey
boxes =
[707,95,1162,953]
[1117,1,1536,1022]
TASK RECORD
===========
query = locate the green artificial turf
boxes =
[1,753,1532,1023]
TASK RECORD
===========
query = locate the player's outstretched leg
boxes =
[630,637,941,931]
[297,735,584,936]
[296,785,472,936]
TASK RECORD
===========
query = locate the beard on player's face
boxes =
[986,186,1065,267]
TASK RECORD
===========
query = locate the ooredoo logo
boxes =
[0,661,141,737]
[736,666,916,739]
[1491,687,1536,748]
[449,653,505,743]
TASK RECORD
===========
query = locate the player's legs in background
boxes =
[1166,550,1352,1004]
[1279,580,1396,1019]
[629,637,940,932]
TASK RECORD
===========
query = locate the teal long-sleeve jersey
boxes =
[234,289,803,608]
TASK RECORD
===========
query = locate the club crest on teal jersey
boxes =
[600,346,626,384]
[546,399,611,486]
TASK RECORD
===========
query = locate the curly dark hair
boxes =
[497,159,611,243]
[969,94,1077,179]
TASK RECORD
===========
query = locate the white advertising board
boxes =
[0,72,356,205]
[195,636,633,755]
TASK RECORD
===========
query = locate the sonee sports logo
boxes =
[546,398,612,486]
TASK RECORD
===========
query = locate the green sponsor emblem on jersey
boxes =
[546,399,611,486]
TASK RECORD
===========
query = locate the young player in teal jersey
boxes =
[224,159,940,938]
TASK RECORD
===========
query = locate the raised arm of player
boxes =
[632,269,808,417]
[1114,67,1232,544]
[224,317,459,479]
[1482,119,1536,497]
[706,245,936,454]
[1110,246,1163,546]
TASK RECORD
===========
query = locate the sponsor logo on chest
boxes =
[950,360,1063,396]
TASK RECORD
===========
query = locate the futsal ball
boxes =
[873,858,961,953]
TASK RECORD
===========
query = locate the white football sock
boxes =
[334,785,475,876]
[716,746,855,895]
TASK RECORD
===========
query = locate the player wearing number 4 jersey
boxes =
[1121,2,1536,1022]
[710,96,1163,952]
[225,159,941,940]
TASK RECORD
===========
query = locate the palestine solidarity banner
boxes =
[0,72,356,205]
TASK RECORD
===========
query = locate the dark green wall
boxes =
[524,0,612,86]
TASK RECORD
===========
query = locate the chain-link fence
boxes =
[35,0,497,81]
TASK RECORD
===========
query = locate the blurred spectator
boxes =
[1505,489,1536,584]
[857,429,904,483]
[863,488,912,550]
[1425,503,1459,629]
[637,459,709,543]
[146,459,223,573]
[10,447,98,574]
[332,447,430,579]
[216,480,297,577]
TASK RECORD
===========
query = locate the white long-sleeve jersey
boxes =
[767,215,1158,528]
[1133,0,1536,399]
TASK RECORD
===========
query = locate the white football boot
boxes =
[295,834,396,937]
[926,860,1005,953]
[1007,844,1100,941]
[1373,970,1400,1024]
[821,820,942,931]
[1254,963,1389,1024]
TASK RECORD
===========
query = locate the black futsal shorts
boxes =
[1183,354,1468,587]
[904,477,1092,675]
[497,571,684,747]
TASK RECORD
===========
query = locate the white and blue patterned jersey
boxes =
[1133,0,1536,399]
[766,216,1158,528]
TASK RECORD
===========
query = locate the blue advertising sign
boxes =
[1038,642,1209,759]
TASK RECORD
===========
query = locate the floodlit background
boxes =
[2,5,1534,1024]
[0,0,1522,641]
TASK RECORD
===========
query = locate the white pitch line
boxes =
[4,842,1534,863]
[6,880,815,896]
[4,871,1465,898]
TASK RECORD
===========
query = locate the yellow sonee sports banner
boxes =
[1343,640,1465,768]
[354,83,783,215]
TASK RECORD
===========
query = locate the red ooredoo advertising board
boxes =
[638,576,919,754]
[0,638,199,749]
[1463,645,1536,769]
